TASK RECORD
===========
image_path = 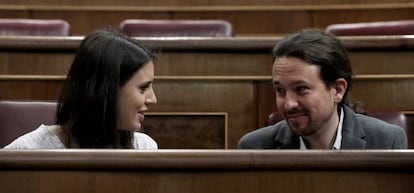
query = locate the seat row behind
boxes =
[0,18,233,37]
[1,18,414,37]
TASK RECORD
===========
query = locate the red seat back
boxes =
[326,20,414,36]
[0,101,57,147]
[0,19,70,36]
[120,19,233,37]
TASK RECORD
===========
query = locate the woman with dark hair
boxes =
[5,29,158,149]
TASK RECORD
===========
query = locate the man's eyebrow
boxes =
[272,80,308,86]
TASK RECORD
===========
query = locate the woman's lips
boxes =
[137,112,145,121]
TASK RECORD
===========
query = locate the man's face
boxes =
[272,57,343,137]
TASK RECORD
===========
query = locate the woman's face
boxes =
[117,61,157,132]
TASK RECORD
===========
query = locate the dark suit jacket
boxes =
[238,106,407,149]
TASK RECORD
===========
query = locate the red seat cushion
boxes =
[0,19,70,36]
[120,19,233,37]
[326,20,414,36]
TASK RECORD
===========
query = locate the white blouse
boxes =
[3,124,158,149]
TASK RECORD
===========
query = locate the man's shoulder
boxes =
[354,113,403,133]
[238,121,289,149]
[353,113,407,148]
[343,106,404,134]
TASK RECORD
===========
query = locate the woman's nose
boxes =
[146,88,157,104]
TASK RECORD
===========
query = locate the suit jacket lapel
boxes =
[341,106,367,149]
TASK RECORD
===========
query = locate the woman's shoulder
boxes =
[3,124,65,149]
[132,132,158,150]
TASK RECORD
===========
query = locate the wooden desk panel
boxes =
[2,170,412,193]
[349,51,414,75]
[0,52,73,75]
[0,150,413,193]
[2,0,413,6]
[0,52,270,76]
[144,113,227,149]
[155,52,273,76]
[1,50,413,76]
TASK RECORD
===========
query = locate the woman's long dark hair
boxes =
[56,29,155,148]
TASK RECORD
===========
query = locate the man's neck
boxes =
[302,107,340,149]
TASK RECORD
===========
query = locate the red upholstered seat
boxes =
[326,20,414,36]
[0,101,57,147]
[120,19,233,37]
[0,18,70,36]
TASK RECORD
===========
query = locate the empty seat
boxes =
[0,100,57,147]
[326,20,414,36]
[0,18,70,36]
[120,19,233,37]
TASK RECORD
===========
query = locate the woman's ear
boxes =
[334,78,347,103]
